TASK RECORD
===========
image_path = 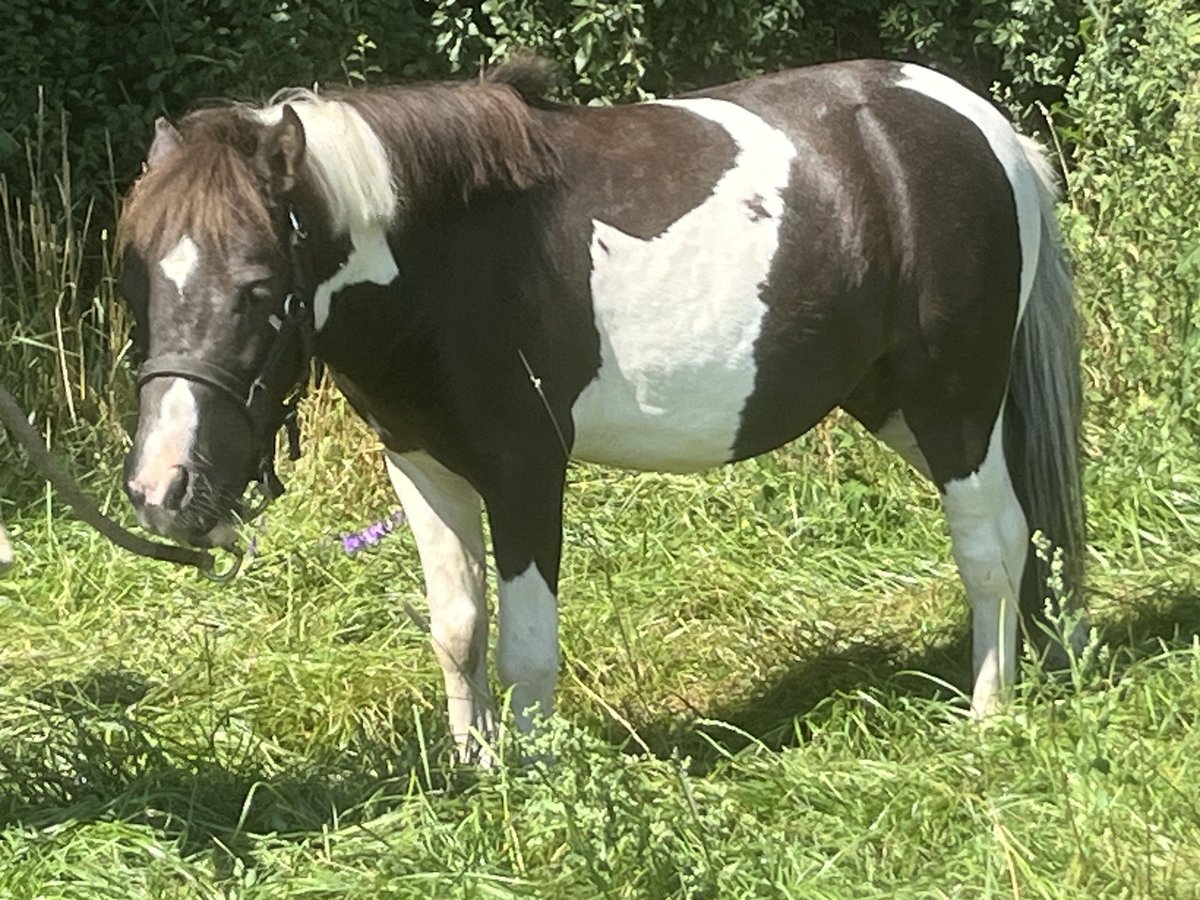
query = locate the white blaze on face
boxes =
[130,378,199,507]
[159,235,200,296]
[570,98,797,473]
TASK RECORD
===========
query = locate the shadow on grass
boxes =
[599,578,1200,770]
[0,667,463,869]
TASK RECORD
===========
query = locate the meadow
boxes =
[2,4,1200,895]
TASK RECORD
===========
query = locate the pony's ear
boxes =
[147,117,182,169]
[260,105,306,194]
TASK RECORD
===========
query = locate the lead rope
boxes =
[0,381,219,575]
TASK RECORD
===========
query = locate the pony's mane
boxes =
[333,59,562,217]
[120,60,562,257]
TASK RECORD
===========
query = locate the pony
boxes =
[117,58,1084,760]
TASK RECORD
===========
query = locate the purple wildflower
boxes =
[340,509,407,555]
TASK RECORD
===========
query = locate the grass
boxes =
[1,393,1199,897]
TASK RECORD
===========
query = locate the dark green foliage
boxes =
[0,1,1086,199]
[0,0,446,197]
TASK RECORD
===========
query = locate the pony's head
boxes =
[117,106,318,548]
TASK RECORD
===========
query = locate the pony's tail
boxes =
[1004,136,1087,649]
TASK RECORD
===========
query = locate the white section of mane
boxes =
[254,91,397,233]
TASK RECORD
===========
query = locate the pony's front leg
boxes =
[484,469,565,735]
[386,451,495,762]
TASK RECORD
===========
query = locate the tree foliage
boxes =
[0,0,1090,196]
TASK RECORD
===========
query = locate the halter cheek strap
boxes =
[136,206,315,507]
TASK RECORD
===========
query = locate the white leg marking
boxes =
[875,410,933,481]
[129,378,199,506]
[896,65,1040,318]
[496,563,559,733]
[941,414,1028,717]
[570,99,797,472]
[386,451,494,761]
[159,235,199,296]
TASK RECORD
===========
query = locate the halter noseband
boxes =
[136,208,315,510]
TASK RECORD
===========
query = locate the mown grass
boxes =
[1,385,1199,896]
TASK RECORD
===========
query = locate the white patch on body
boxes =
[311,226,399,330]
[896,65,1040,318]
[874,410,933,481]
[255,95,400,331]
[129,378,199,507]
[569,98,797,472]
[159,235,199,296]
[940,412,1028,718]
[495,562,559,734]
[386,450,495,762]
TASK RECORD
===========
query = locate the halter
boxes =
[136,207,316,514]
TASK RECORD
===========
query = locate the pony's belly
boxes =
[568,97,797,474]
[570,377,751,473]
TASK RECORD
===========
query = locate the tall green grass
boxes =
[0,105,131,505]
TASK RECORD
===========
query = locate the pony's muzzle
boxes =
[126,461,225,546]
[127,464,190,514]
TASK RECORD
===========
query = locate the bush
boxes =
[0,0,455,199]
[1061,0,1200,420]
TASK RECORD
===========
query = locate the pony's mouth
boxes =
[195,519,241,552]
[131,476,245,552]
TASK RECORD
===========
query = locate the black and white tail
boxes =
[1005,136,1087,647]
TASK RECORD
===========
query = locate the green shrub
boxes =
[1062,0,1200,418]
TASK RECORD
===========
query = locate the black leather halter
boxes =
[136,208,316,508]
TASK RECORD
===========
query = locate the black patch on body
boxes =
[317,105,737,583]
[704,62,1021,484]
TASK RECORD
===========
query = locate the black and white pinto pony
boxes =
[118,59,1084,759]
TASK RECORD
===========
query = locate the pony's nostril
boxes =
[162,466,191,511]
[126,480,147,509]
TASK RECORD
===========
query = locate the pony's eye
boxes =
[237,280,274,307]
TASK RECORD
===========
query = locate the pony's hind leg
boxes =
[386,450,496,762]
[868,400,1027,716]
[938,415,1028,717]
